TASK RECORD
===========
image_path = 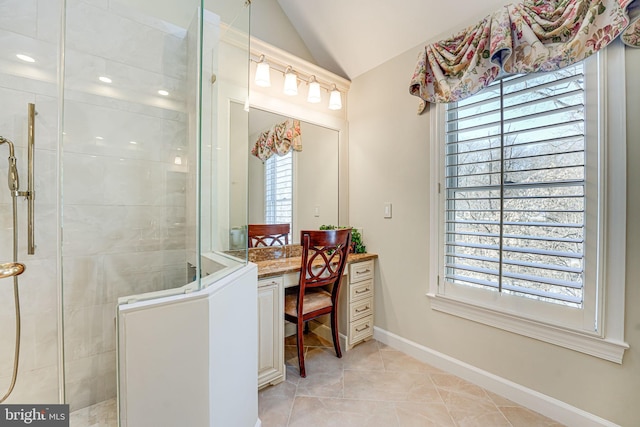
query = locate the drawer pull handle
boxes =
[355,306,369,313]
[261,281,278,286]
[356,269,371,274]
[355,288,369,294]
[355,325,370,332]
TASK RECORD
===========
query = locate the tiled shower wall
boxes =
[0,0,195,411]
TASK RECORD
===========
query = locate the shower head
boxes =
[0,136,15,157]
[0,136,19,192]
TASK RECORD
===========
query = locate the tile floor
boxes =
[258,333,565,427]
[69,333,565,426]
[70,398,116,427]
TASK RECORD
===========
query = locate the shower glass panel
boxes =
[0,0,64,404]
[201,3,251,275]
[61,0,204,414]
[0,0,250,418]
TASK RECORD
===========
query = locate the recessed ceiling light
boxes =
[16,54,35,63]
[99,76,112,83]
[158,90,169,96]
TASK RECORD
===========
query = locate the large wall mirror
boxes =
[229,102,341,245]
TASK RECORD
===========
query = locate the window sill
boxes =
[427,293,628,364]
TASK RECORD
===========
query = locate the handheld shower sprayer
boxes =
[0,104,36,404]
[0,136,20,194]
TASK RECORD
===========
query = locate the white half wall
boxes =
[118,264,258,427]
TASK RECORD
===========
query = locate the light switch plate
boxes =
[384,202,392,218]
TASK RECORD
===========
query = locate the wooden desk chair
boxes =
[284,228,352,377]
[247,224,290,248]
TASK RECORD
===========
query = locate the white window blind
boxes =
[444,63,586,308]
[432,45,629,362]
[265,151,293,232]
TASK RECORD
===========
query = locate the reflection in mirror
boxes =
[229,103,339,246]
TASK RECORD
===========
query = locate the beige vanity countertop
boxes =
[255,252,378,279]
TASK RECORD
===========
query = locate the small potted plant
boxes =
[319,225,366,253]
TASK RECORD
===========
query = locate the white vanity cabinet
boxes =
[340,259,375,350]
[256,254,377,389]
[257,276,285,388]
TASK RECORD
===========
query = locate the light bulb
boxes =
[329,86,342,110]
[254,55,271,87]
[283,67,298,96]
[307,76,321,103]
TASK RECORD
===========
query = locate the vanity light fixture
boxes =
[283,66,298,96]
[307,76,321,103]
[254,55,271,87]
[99,76,112,84]
[16,54,35,63]
[328,85,342,110]
[252,50,347,111]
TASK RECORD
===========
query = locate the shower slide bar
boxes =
[16,102,36,255]
[1,102,36,255]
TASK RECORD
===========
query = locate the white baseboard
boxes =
[373,327,619,427]
[255,418,262,427]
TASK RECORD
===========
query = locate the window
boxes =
[264,150,293,236]
[429,44,628,362]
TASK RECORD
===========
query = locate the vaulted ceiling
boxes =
[276,0,513,79]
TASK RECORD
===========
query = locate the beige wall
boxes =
[347,44,640,426]
[249,0,316,64]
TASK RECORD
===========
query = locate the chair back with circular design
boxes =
[284,228,352,377]
[247,223,290,248]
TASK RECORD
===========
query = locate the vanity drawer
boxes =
[349,315,373,345]
[350,297,373,321]
[349,279,373,301]
[258,276,284,289]
[350,260,373,283]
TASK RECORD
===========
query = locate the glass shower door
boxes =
[0,0,64,405]
[61,0,203,419]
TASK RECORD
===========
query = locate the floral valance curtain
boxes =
[409,0,638,105]
[251,119,302,162]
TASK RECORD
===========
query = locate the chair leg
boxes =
[297,320,306,378]
[304,321,310,334]
[330,310,342,358]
